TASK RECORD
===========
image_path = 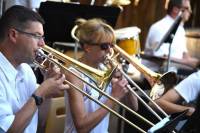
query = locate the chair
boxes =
[45,97,66,133]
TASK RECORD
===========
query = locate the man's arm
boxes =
[7,74,68,133]
[151,89,195,116]
[182,52,200,68]
[7,97,38,133]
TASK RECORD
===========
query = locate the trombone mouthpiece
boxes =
[35,49,46,63]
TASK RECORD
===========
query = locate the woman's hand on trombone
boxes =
[111,70,129,100]
[111,70,139,111]
[111,77,129,101]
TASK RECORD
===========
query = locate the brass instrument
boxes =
[107,46,177,133]
[42,45,115,92]
[105,0,131,6]
[106,49,169,119]
[69,24,178,132]
[113,45,177,100]
[34,45,155,133]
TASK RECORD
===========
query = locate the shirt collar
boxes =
[166,15,184,27]
[0,52,18,82]
[166,15,175,22]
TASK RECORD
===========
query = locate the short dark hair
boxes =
[167,0,183,14]
[0,5,45,41]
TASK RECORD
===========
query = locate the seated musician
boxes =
[64,18,138,133]
[0,6,69,133]
[151,70,200,116]
[144,0,199,74]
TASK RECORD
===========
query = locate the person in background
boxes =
[0,5,69,133]
[144,0,199,73]
[152,71,200,116]
[64,18,138,133]
[4,0,42,11]
[150,70,200,131]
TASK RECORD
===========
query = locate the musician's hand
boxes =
[113,69,122,79]
[35,74,69,99]
[187,107,195,116]
[111,77,128,100]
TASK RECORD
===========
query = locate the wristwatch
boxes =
[32,93,43,106]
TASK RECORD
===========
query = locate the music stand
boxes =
[39,1,120,58]
[39,1,120,43]
[155,12,183,72]
[148,110,188,133]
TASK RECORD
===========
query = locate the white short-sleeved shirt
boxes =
[0,52,38,133]
[145,15,187,59]
[175,71,200,103]
[64,68,112,133]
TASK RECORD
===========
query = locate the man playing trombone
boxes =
[64,18,138,133]
[0,5,69,133]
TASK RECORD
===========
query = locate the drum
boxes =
[115,27,141,55]
[186,29,200,59]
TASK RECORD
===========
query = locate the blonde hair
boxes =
[75,18,115,46]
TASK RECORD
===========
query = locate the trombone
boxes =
[70,24,170,118]
[106,47,169,118]
[35,43,179,132]
[69,24,178,132]
[34,45,155,133]
[113,44,177,100]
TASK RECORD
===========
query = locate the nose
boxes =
[38,38,45,47]
[105,47,113,56]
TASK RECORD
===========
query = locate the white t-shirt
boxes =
[0,52,38,133]
[145,15,188,59]
[175,70,200,103]
[64,68,112,133]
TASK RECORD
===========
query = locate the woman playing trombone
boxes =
[64,18,138,133]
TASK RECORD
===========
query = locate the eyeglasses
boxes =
[181,6,192,13]
[15,28,45,41]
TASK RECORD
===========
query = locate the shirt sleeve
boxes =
[0,83,15,132]
[175,71,200,103]
[145,24,164,53]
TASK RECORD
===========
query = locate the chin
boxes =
[25,57,34,64]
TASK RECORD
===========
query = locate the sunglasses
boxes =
[98,43,114,50]
[80,42,114,50]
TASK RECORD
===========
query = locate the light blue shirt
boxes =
[0,52,38,133]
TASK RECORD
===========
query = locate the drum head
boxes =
[114,26,141,40]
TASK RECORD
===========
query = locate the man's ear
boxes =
[8,28,18,43]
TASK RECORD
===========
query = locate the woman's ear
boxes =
[83,44,91,53]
